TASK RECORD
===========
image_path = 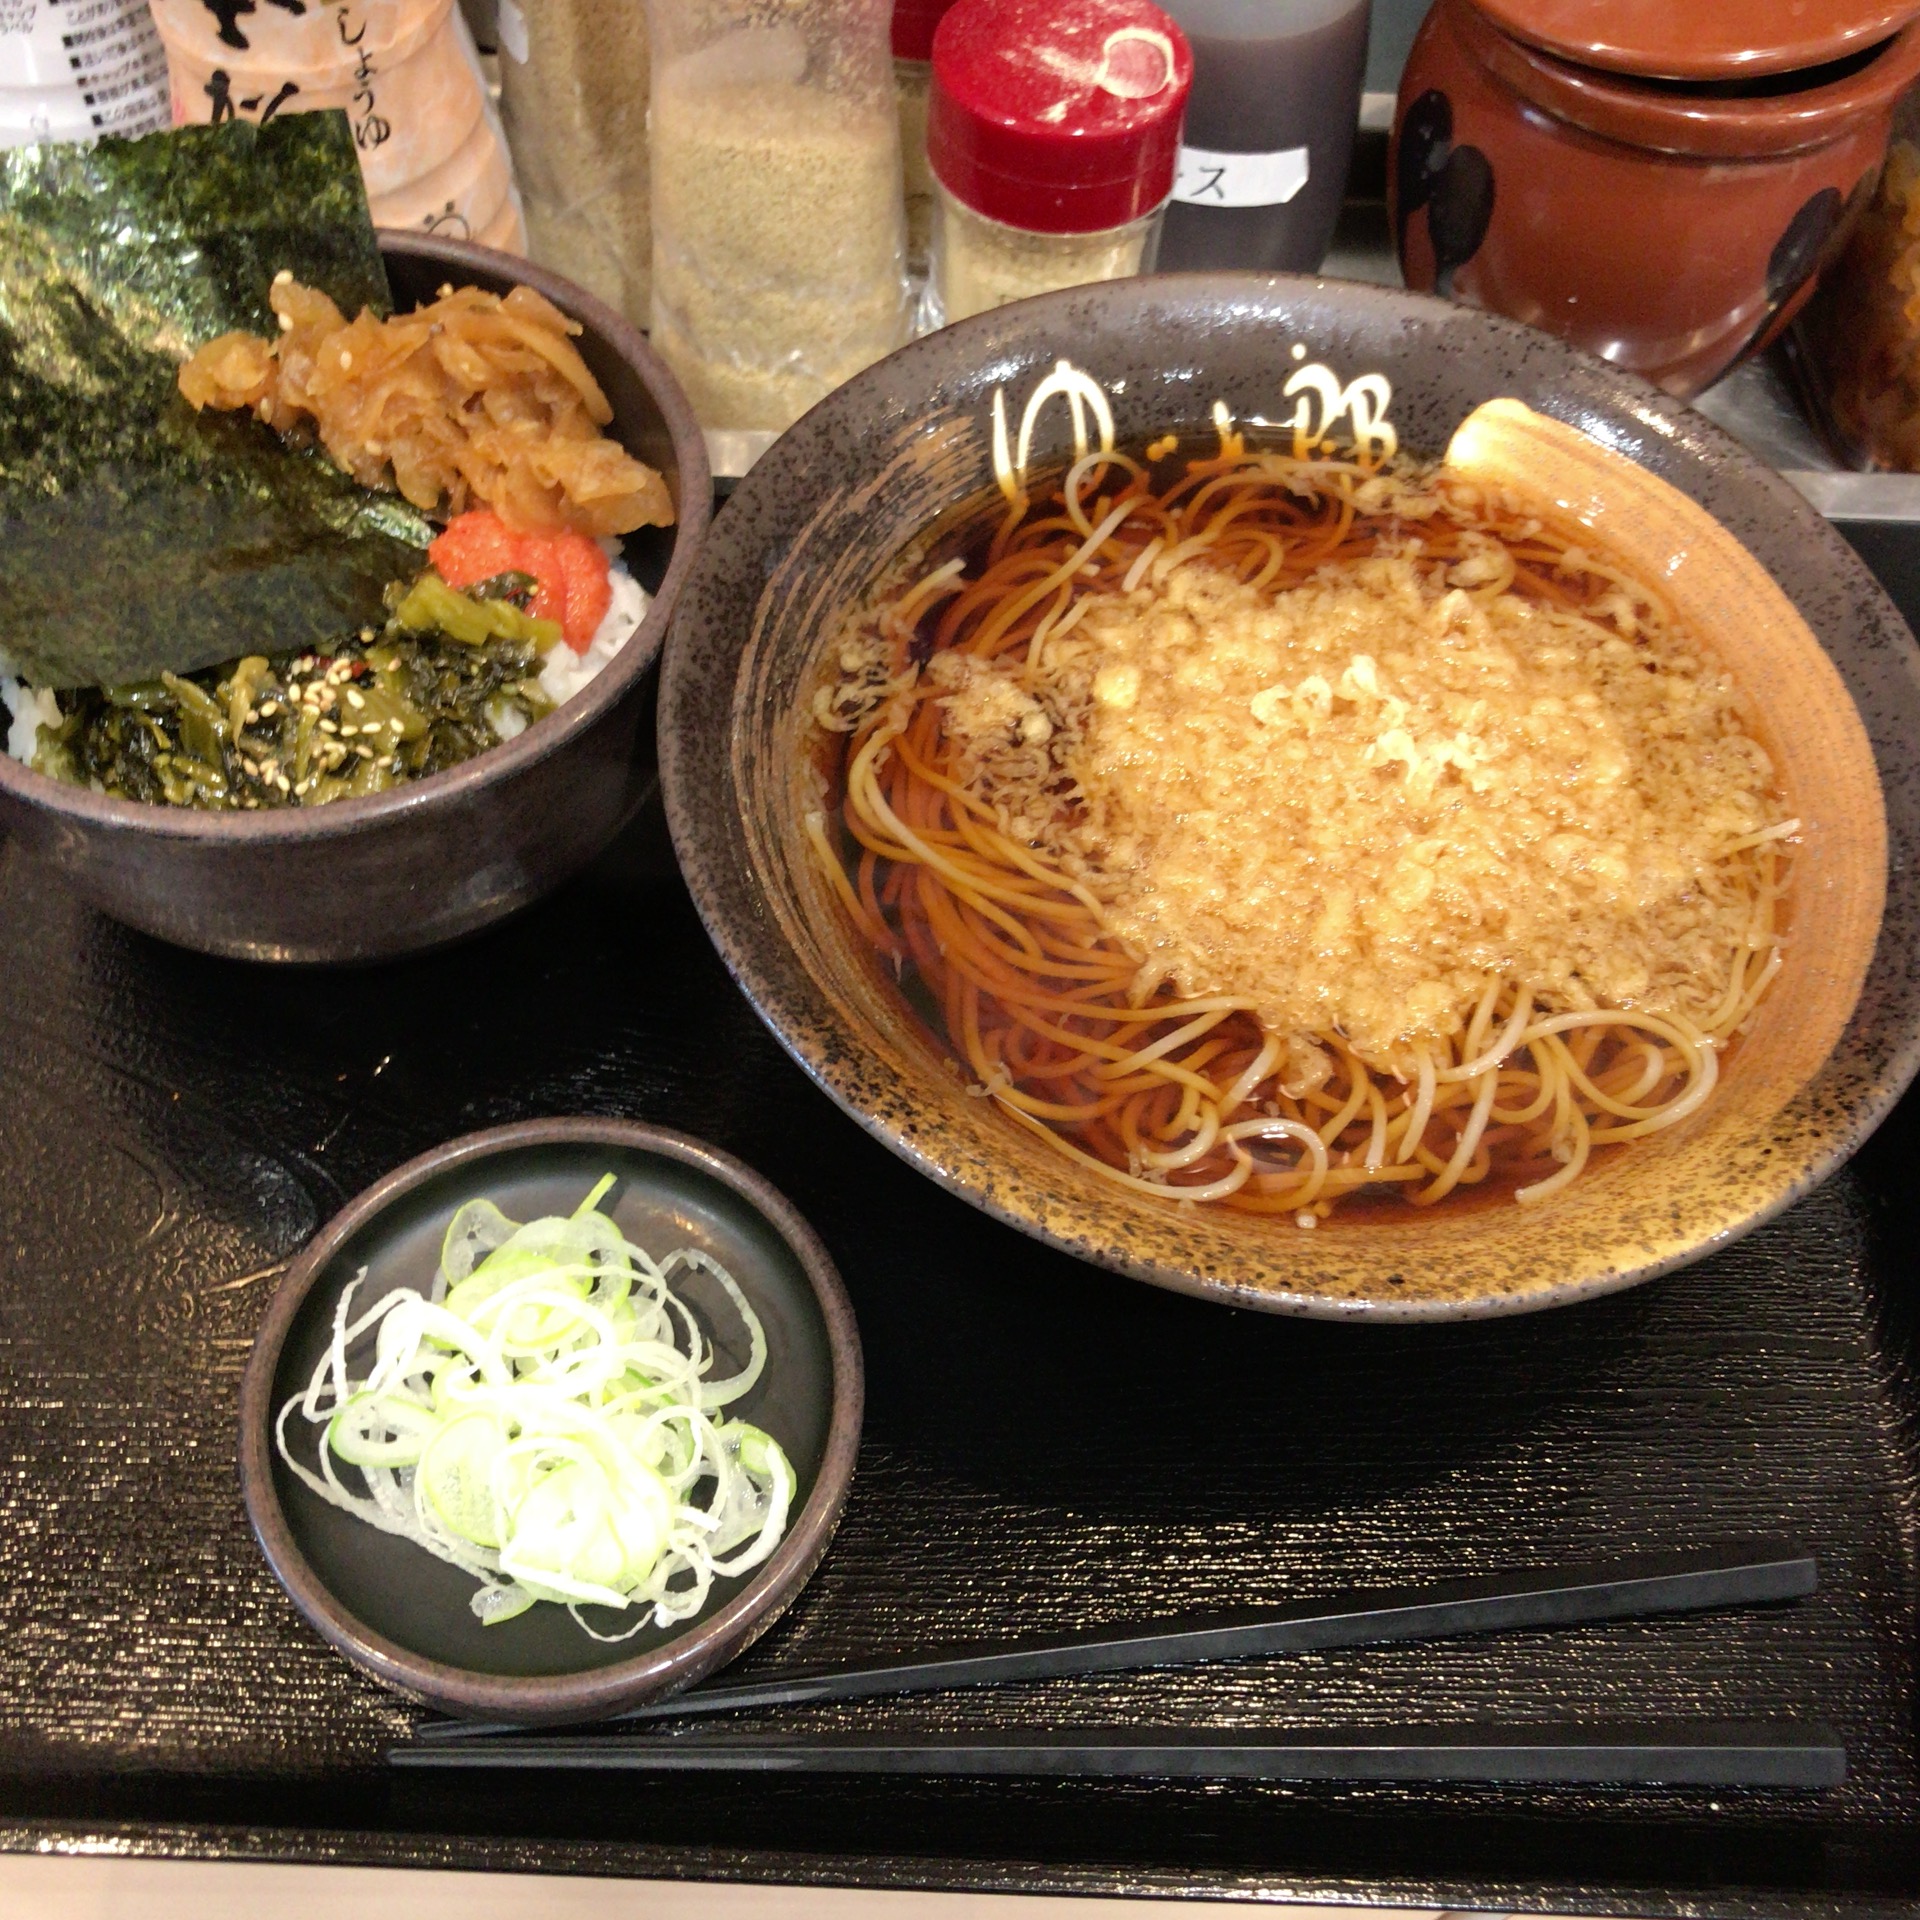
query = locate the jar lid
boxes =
[893,0,960,63]
[1470,0,1920,80]
[928,0,1193,234]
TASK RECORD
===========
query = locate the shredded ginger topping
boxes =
[180,278,675,538]
[928,502,1787,1070]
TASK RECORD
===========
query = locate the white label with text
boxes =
[1172,145,1310,209]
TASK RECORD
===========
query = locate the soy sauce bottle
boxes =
[1155,0,1371,273]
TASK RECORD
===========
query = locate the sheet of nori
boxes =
[0,113,432,691]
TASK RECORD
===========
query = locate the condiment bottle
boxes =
[893,0,961,281]
[1797,82,1920,469]
[1394,0,1920,398]
[149,0,525,251]
[1155,0,1371,273]
[495,0,652,325]
[0,0,169,148]
[926,0,1193,328]
[646,0,910,436]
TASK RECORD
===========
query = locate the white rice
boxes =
[539,558,648,707]
[0,652,59,767]
[1,558,651,771]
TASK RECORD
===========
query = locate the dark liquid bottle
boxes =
[1156,0,1371,273]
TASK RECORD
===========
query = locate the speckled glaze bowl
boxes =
[659,274,1920,1321]
[0,236,709,964]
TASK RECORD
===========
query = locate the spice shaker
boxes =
[926,0,1193,328]
[1155,0,1370,272]
[496,0,651,325]
[646,0,910,436]
[894,0,961,279]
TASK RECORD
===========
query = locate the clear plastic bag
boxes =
[646,0,908,433]
[496,0,650,323]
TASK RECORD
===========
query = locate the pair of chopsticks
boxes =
[389,1542,1844,1787]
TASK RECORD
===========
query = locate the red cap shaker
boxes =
[929,0,1193,236]
[893,0,960,62]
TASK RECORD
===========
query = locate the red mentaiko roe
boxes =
[428,510,612,653]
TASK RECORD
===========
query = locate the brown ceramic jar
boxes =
[1392,0,1920,398]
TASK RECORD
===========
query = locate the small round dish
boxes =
[238,1119,861,1724]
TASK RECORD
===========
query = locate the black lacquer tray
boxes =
[2,521,1919,1915]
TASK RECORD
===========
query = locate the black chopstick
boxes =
[390,1719,1845,1788]
[412,1541,1816,1743]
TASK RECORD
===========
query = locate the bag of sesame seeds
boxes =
[644,0,910,434]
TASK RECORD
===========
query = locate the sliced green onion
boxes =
[275,1179,795,1633]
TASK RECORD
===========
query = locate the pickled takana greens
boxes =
[40,574,558,810]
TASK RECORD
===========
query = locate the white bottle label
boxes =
[495,0,529,65]
[1172,145,1310,210]
[0,0,169,142]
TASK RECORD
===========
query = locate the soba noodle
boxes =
[809,424,1792,1220]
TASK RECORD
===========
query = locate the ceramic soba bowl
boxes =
[659,275,1920,1321]
[0,235,710,965]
